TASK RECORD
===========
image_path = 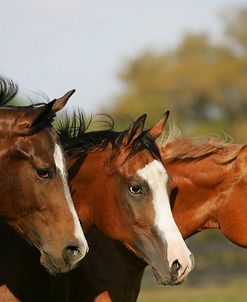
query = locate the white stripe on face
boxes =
[137,160,192,272]
[53,143,88,255]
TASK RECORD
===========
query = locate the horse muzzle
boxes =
[152,252,194,285]
[40,242,88,275]
[131,232,194,286]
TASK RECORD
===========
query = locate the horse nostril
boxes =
[62,245,82,266]
[171,259,181,275]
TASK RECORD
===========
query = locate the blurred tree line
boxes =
[112,6,247,142]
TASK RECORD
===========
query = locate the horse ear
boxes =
[147,111,170,140]
[14,89,75,133]
[122,114,147,147]
[51,89,75,113]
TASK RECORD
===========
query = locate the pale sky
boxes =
[1,0,246,113]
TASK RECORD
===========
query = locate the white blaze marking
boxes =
[137,160,193,275]
[53,143,88,255]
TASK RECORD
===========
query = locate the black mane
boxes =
[0,76,18,106]
[0,76,50,109]
[56,111,118,154]
[56,110,161,162]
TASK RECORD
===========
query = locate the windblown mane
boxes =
[160,124,244,164]
[56,111,117,154]
[56,111,161,161]
[0,76,18,106]
[0,76,50,108]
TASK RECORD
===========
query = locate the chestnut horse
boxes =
[0,112,194,301]
[66,124,247,302]
[59,111,194,286]
[0,77,88,275]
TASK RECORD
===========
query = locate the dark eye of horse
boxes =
[36,168,53,179]
[129,185,142,195]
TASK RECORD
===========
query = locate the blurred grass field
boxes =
[138,280,247,302]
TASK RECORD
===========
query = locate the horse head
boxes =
[0,78,88,274]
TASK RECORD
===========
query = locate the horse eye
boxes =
[36,168,53,179]
[129,185,142,195]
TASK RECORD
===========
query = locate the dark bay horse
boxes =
[67,125,247,302]
[0,77,88,275]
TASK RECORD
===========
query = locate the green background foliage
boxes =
[111,6,247,142]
